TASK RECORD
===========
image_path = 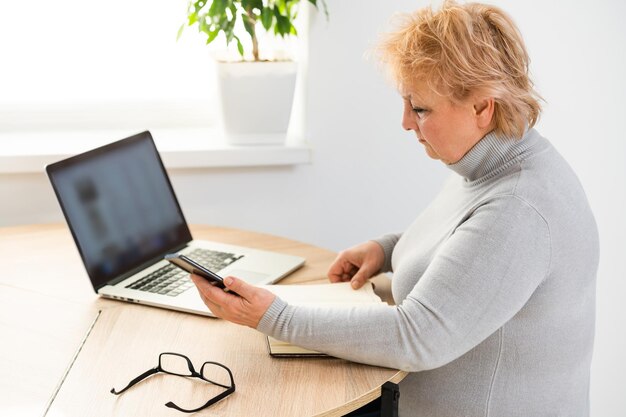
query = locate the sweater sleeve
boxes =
[372,233,402,273]
[257,196,551,372]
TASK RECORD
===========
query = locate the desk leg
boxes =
[380,381,399,417]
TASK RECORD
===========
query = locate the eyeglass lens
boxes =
[160,353,194,377]
[201,363,232,388]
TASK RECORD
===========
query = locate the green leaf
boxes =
[251,0,264,11]
[276,0,287,14]
[176,23,185,41]
[199,18,211,35]
[242,14,255,37]
[274,9,290,37]
[193,0,207,14]
[260,7,273,30]
[188,11,198,26]
[208,0,227,18]
[224,17,236,43]
[206,29,219,44]
[234,35,244,56]
[285,0,297,17]
[219,15,230,31]
[228,2,237,17]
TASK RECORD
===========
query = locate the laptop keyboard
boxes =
[126,248,243,297]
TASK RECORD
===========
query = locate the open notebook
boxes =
[261,282,387,357]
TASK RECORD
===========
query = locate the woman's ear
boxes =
[473,96,495,129]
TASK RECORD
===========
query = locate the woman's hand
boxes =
[190,274,276,328]
[327,241,385,289]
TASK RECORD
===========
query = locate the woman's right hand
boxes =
[327,241,385,289]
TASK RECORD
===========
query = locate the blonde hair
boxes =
[376,0,542,138]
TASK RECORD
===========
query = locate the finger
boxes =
[222,276,257,300]
[350,264,376,289]
[198,291,224,317]
[191,274,233,306]
[328,273,345,283]
[327,258,356,283]
[190,276,226,317]
[338,264,358,283]
[327,258,345,282]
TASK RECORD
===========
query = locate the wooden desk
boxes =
[0,224,406,417]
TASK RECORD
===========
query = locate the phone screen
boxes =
[165,254,226,288]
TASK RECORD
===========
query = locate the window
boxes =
[0,0,217,133]
[0,1,312,172]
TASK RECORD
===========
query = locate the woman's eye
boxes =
[412,107,427,117]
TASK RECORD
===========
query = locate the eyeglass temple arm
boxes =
[110,368,159,395]
[164,385,235,413]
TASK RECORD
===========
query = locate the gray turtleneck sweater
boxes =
[257,128,599,417]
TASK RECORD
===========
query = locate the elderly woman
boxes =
[191,1,599,416]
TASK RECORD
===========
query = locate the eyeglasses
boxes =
[110,352,235,413]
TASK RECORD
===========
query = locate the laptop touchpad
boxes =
[226,269,269,284]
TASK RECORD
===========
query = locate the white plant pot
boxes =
[216,61,297,145]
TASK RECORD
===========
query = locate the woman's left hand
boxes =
[190,274,276,328]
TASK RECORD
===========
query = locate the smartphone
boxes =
[164,253,236,294]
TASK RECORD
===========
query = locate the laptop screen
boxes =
[47,131,192,291]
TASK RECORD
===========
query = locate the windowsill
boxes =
[0,128,312,174]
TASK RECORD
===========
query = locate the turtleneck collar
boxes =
[448,128,540,183]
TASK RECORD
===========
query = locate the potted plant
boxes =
[178,0,328,145]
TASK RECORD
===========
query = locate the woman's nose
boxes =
[402,106,417,131]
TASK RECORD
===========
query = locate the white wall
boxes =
[0,1,624,415]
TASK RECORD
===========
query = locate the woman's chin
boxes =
[423,145,442,161]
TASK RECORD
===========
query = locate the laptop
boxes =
[46,131,305,317]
